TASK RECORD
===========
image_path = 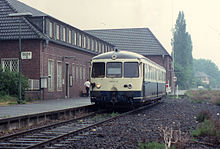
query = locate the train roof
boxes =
[92,50,146,60]
[92,50,166,71]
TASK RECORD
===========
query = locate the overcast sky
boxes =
[19,0,220,69]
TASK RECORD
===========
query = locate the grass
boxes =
[138,141,165,149]
[191,119,216,137]
[0,95,18,106]
[91,112,120,122]
[185,90,220,105]
[191,111,220,143]
[0,94,38,106]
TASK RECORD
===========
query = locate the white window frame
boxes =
[49,21,53,38]
[62,27,66,42]
[99,42,101,53]
[72,63,75,81]
[91,39,94,51]
[72,31,76,45]
[57,61,62,91]
[95,40,98,52]
[48,59,54,92]
[83,35,86,48]
[68,29,72,44]
[87,37,90,49]
[78,33,82,47]
[102,44,105,53]
[1,58,19,72]
[79,65,82,80]
[75,65,79,80]
[82,66,86,80]
[56,25,60,40]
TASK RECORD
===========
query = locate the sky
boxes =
[19,0,220,69]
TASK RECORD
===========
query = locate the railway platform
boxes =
[0,97,92,119]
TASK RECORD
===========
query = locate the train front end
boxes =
[90,51,143,107]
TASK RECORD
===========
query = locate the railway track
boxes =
[0,101,161,149]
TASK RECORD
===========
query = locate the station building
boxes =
[0,0,115,100]
[0,0,173,100]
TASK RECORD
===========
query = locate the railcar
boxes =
[90,50,166,108]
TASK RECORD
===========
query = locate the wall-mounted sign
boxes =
[21,51,32,59]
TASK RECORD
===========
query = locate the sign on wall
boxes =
[21,51,32,60]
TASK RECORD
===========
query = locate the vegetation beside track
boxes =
[191,110,220,145]
[0,69,29,105]
[0,95,18,106]
[185,90,220,105]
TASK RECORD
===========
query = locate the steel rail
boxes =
[28,101,161,149]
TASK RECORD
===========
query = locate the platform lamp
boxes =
[8,12,32,104]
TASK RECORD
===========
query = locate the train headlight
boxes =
[128,83,132,89]
[96,83,101,89]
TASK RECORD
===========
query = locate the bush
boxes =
[196,110,211,123]
[192,119,215,137]
[192,117,220,143]
[0,68,28,99]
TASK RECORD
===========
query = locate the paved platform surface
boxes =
[0,97,92,119]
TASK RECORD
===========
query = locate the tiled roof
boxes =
[0,0,45,40]
[5,0,48,17]
[85,28,170,56]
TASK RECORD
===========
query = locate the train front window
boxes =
[92,62,105,78]
[107,62,122,78]
[124,62,139,78]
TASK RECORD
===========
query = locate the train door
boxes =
[65,63,69,98]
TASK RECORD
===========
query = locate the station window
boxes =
[72,64,75,81]
[57,62,62,91]
[72,31,76,45]
[83,36,86,48]
[56,25,60,40]
[62,27,66,42]
[83,66,86,80]
[91,39,94,51]
[102,44,105,53]
[1,58,18,72]
[87,37,90,49]
[99,42,101,53]
[79,66,82,80]
[95,40,98,52]
[76,65,79,80]
[68,29,71,44]
[78,33,82,47]
[48,59,54,92]
[49,21,53,38]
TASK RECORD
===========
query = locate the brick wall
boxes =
[40,41,94,99]
[0,40,95,100]
[0,40,41,79]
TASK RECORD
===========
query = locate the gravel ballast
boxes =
[69,98,220,149]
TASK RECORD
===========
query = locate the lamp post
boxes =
[8,12,32,104]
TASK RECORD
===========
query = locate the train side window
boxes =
[124,62,139,78]
[106,62,122,78]
[144,64,148,80]
[92,62,105,78]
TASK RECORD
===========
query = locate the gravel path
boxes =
[69,98,220,149]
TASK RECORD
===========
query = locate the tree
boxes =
[193,59,220,88]
[172,11,193,89]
